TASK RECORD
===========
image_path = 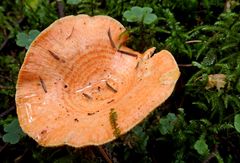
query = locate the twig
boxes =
[97,146,113,163]
[0,16,24,52]
[185,40,202,44]
[0,74,12,82]
[0,106,15,118]
[105,81,118,93]
[178,64,192,67]
[0,85,15,89]
[203,144,218,163]
[56,0,64,18]
[108,28,116,49]
[82,93,92,99]
[0,37,9,51]
[0,143,8,153]
[39,76,48,93]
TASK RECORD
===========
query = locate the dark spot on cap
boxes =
[64,84,68,88]
[40,130,47,135]
[107,99,114,104]
[88,112,95,116]
[74,118,79,122]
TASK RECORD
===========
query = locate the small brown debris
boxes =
[66,26,74,39]
[135,62,139,69]
[82,93,92,99]
[74,118,79,122]
[107,99,115,104]
[39,76,47,93]
[48,50,60,61]
[40,130,47,135]
[88,112,95,116]
[205,74,226,91]
[105,81,117,93]
[107,28,116,49]
[48,50,65,63]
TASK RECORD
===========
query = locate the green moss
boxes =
[109,108,121,138]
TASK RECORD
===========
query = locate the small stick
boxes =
[135,62,139,69]
[87,112,95,116]
[185,40,202,44]
[56,0,65,18]
[106,81,117,93]
[107,28,116,49]
[66,26,74,39]
[178,64,192,67]
[48,50,60,61]
[117,49,138,58]
[97,146,113,163]
[107,99,115,104]
[0,85,14,89]
[0,143,8,153]
[0,106,15,118]
[39,77,47,93]
[82,93,92,99]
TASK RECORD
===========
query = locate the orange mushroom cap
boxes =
[16,15,180,147]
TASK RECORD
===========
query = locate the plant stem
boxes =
[0,106,15,118]
[178,64,193,67]
[56,0,65,18]
[97,146,113,163]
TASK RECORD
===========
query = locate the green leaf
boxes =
[192,61,205,69]
[25,0,41,11]
[67,0,82,5]
[123,6,157,25]
[194,137,209,155]
[123,11,139,22]
[142,7,152,13]
[2,118,25,144]
[234,114,240,133]
[201,50,216,66]
[159,113,177,135]
[131,6,144,20]
[132,126,149,153]
[16,30,40,49]
[3,133,20,144]
[16,33,28,47]
[143,14,157,25]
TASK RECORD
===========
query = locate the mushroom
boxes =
[16,15,180,147]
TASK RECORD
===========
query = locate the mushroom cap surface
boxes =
[16,15,180,147]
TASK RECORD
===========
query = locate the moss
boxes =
[109,108,121,138]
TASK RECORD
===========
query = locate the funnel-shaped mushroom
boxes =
[16,15,180,147]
